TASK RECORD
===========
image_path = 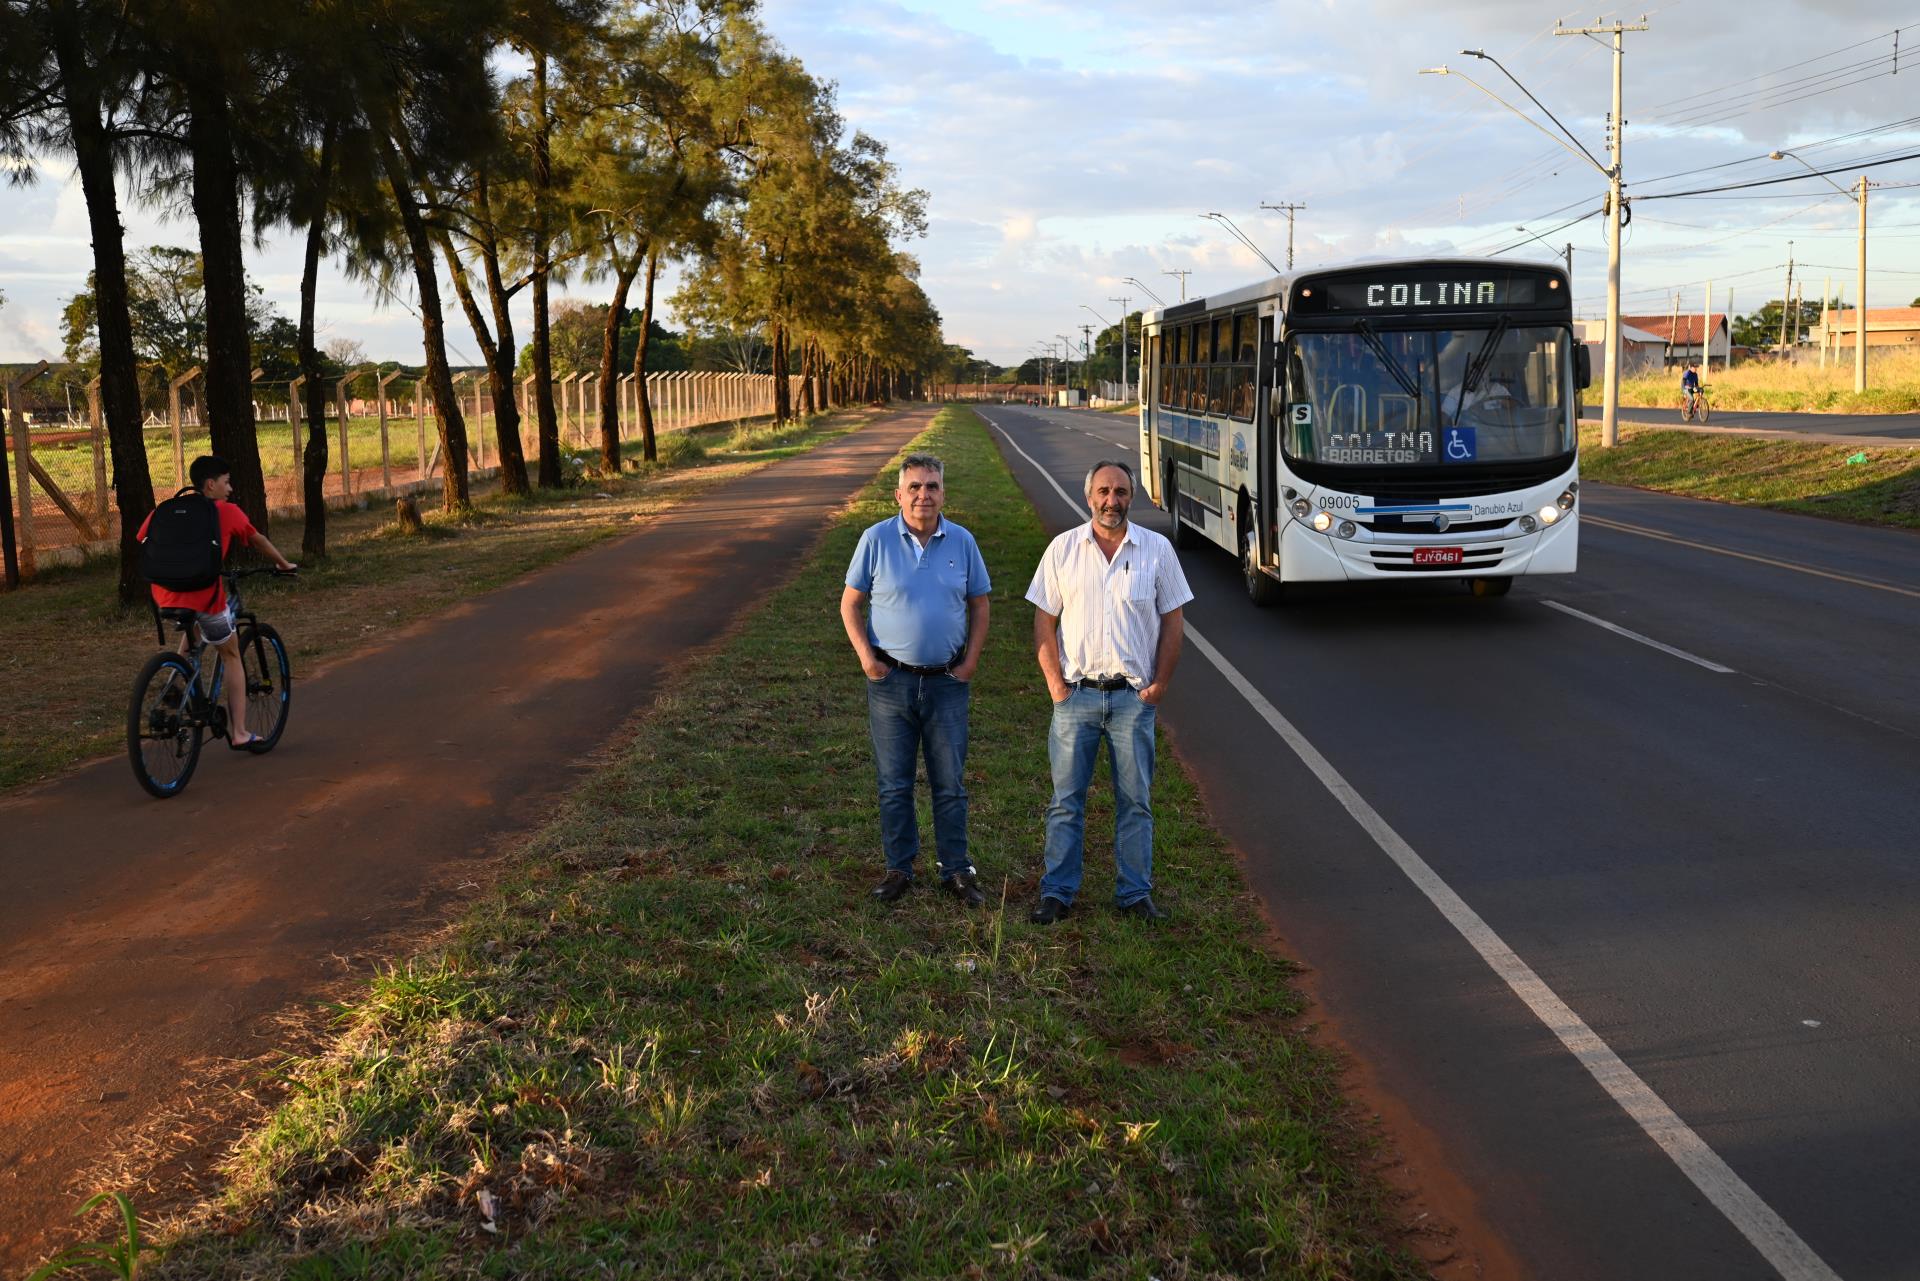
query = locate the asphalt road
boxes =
[1581,404,1920,442]
[978,403,1920,1281]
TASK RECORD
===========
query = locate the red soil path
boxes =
[0,409,929,1268]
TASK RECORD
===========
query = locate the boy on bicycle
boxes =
[1680,362,1702,413]
[138,456,297,749]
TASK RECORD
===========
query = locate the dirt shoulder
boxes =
[0,409,930,1271]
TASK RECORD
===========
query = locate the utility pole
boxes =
[1778,242,1795,356]
[1109,295,1132,396]
[1855,174,1869,393]
[1725,287,1734,374]
[1163,268,1192,302]
[1556,16,1646,448]
[1701,279,1712,373]
[1666,291,1679,369]
[1565,243,1574,281]
[1259,201,1307,269]
[1820,275,1831,369]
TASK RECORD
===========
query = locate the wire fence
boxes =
[3,369,798,580]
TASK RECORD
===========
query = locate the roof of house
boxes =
[1575,319,1666,345]
[1618,314,1730,344]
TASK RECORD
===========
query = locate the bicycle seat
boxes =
[157,607,201,627]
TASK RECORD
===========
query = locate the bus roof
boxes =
[1139,256,1570,328]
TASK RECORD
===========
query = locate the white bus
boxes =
[1139,257,1588,602]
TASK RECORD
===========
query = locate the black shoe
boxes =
[1118,896,1169,922]
[1028,896,1071,925]
[940,870,986,908]
[870,870,912,903]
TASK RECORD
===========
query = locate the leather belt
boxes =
[1076,676,1132,691]
[877,649,956,676]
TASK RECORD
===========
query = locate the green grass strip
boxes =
[154,407,1421,1279]
[1579,422,1920,530]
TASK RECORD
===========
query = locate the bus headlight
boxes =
[1518,514,1539,534]
[1538,505,1561,525]
[1312,510,1334,532]
[1291,498,1311,520]
[1557,489,1576,511]
[1337,520,1357,539]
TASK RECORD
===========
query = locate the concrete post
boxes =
[288,376,305,485]
[87,376,106,526]
[417,378,430,479]
[335,368,367,499]
[470,374,487,470]
[168,367,202,490]
[379,369,404,488]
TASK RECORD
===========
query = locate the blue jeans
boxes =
[866,669,973,879]
[1041,685,1156,907]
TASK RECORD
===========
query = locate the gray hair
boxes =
[898,452,945,486]
[1083,459,1134,497]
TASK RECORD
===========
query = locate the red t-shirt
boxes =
[137,499,259,613]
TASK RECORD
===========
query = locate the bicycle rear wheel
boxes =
[235,623,292,752]
[128,652,203,798]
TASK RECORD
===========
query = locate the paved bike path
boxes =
[0,408,930,1266]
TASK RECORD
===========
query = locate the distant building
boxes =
[1809,307,1920,354]
[1575,319,1665,378]
[1618,313,1732,367]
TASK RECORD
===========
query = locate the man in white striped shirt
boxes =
[1024,460,1193,925]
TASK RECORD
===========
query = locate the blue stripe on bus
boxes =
[1356,503,1475,515]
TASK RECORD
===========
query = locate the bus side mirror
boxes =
[1574,345,1593,390]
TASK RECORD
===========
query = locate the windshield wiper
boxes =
[1452,317,1512,423]
[1354,319,1423,403]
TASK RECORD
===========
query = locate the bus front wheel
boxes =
[1240,518,1281,607]
[1467,576,1513,598]
[1165,468,1196,550]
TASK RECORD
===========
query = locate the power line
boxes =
[1633,149,1920,201]
[1638,22,1916,117]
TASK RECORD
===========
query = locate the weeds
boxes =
[26,1192,154,1280]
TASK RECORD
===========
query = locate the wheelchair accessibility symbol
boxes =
[1443,428,1477,463]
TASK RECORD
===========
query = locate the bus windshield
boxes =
[1284,325,1575,466]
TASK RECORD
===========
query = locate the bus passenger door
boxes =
[1258,317,1278,556]
[1141,332,1162,506]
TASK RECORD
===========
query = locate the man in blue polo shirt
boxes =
[840,451,992,907]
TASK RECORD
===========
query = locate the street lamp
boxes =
[1772,148,1869,393]
[1075,305,1121,395]
[1200,212,1281,274]
[1123,276,1167,307]
[1422,56,1627,447]
[1056,334,1077,399]
[1110,295,1134,399]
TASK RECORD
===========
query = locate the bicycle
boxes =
[127,567,296,798]
[1679,384,1710,423]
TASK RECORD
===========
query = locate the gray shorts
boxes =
[196,603,237,646]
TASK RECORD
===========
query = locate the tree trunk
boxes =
[50,7,153,603]
[380,140,468,509]
[530,51,560,487]
[298,127,335,558]
[475,178,529,496]
[771,321,790,425]
[633,249,659,462]
[598,253,639,472]
[798,336,815,416]
[439,216,529,496]
[185,73,267,532]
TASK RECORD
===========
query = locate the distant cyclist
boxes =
[138,456,297,748]
[1680,362,1702,415]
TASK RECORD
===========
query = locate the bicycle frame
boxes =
[145,571,268,734]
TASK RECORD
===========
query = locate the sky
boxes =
[3,0,1917,369]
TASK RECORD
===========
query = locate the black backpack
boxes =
[141,488,225,592]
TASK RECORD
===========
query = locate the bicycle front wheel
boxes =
[236,623,292,752]
[128,652,203,798]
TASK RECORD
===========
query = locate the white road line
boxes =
[1541,600,1738,674]
[984,413,1842,1281]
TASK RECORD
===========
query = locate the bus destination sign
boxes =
[1297,268,1552,315]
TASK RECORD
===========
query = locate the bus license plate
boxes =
[1413,547,1464,566]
